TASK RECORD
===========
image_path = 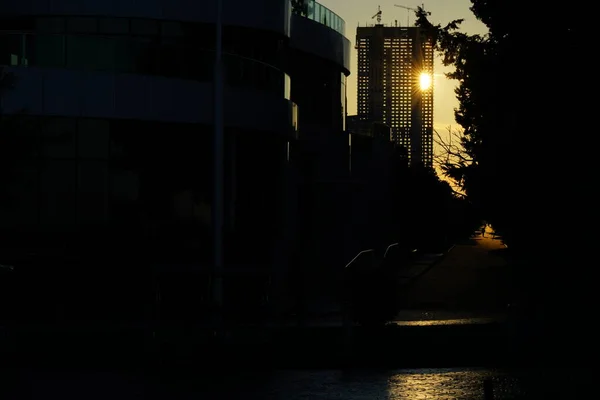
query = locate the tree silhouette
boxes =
[433,126,472,187]
[412,5,600,358]
[415,2,580,252]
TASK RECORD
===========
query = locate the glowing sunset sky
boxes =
[318,0,487,133]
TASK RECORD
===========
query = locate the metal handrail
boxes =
[383,243,399,259]
[344,249,374,269]
[292,0,346,35]
[383,243,418,259]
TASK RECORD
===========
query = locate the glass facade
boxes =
[291,0,345,36]
[0,115,287,324]
[0,116,286,261]
[288,51,346,134]
[0,16,290,99]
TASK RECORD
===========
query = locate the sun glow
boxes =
[419,73,432,91]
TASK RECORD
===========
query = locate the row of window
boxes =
[0,33,289,97]
[1,116,214,161]
[1,116,213,229]
[1,115,284,239]
[1,15,184,36]
[0,15,284,64]
[1,15,189,36]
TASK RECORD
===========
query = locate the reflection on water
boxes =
[388,369,520,399]
[265,369,522,400]
[6,367,594,399]
[392,318,502,326]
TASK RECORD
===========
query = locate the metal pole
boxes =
[213,0,224,326]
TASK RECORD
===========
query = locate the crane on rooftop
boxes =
[394,4,425,27]
[372,5,382,24]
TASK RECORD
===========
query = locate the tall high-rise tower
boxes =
[356,25,434,167]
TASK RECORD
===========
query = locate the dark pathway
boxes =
[394,229,516,323]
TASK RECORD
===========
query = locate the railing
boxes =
[344,249,375,270]
[292,0,346,36]
[383,242,399,259]
[343,243,422,327]
[382,242,418,271]
[343,248,376,326]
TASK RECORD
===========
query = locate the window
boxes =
[112,39,136,73]
[43,118,77,159]
[0,33,23,65]
[33,34,65,67]
[67,17,98,33]
[185,50,213,80]
[36,17,65,33]
[128,39,157,74]
[2,18,283,91]
[161,21,183,37]
[131,19,158,36]
[66,35,117,70]
[78,160,108,224]
[156,42,185,76]
[40,159,77,227]
[78,119,110,159]
[98,18,129,35]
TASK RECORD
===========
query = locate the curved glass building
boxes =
[0,1,351,322]
[0,0,349,251]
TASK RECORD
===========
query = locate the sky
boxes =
[317,0,488,133]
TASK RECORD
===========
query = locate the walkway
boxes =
[394,227,516,323]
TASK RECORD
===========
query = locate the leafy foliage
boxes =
[415,2,581,252]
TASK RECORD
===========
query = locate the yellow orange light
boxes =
[419,73,432,91]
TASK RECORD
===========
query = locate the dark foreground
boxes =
[1,362,596,399]
[2,231,597,398]
[0,322,595,399]
[0,317,547,371]
[0,232,580,374]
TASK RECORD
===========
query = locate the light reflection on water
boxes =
[387,369,518,399]
[263,369,522,400]
[392,318,502,326]
[11,367,594,399]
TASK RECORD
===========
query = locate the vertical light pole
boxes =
[213,0,224,328]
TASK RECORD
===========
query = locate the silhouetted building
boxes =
[347,115,391,139]
[0,1,299,258]
[0,0,352,321]
[356,25,433,167]
[289,0,349,137]
[288,0,352,315]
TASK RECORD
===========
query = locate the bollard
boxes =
[483,378,494,400]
